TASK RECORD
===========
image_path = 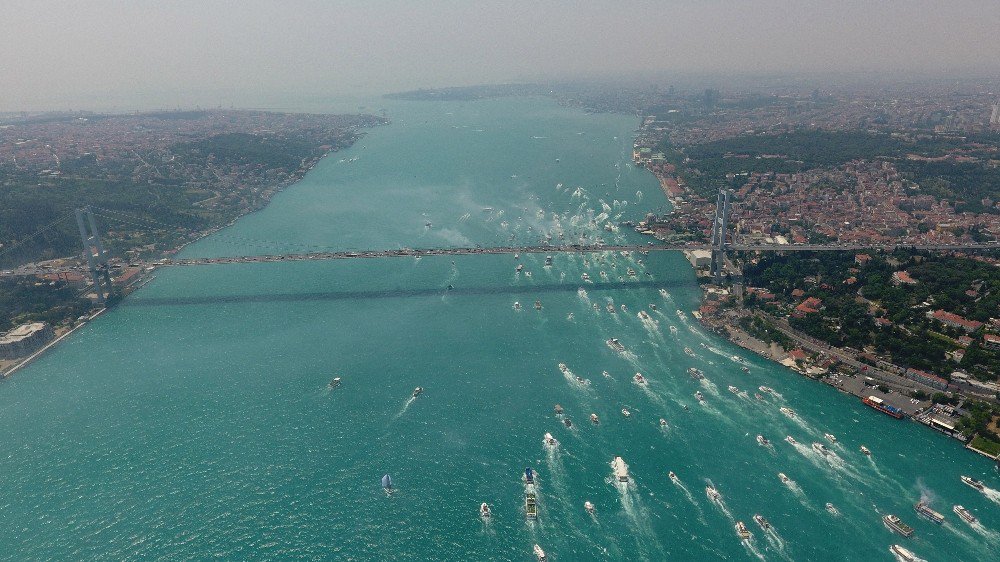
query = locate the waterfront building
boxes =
[0,322,55,359]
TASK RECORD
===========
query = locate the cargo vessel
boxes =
[862,395,905,419]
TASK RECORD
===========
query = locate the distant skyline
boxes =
[4,0,1000,111]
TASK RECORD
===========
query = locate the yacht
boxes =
[953,505,978,525]
[412,387,423,398]
[961,475,985,491]
[584,501,595,514]
[544,433,559,447]
[780,407,796,418]
[533,544,546,561]
[328,376,341,389]
[824,433,837,443]
[860,445,871,456]
[632,373,648,385]
[659,418,668,428]
[554,404,564,415]
[914,501,945,524]
[606,338,626,353]
[778,473,791,485]
[621,408,631,418]
[753,514,771,531]
[735,521,753,541]
[612,456,629,483]
[706,484,722,501]
[590,413,599,424]
[728,385,740,394]
[889,545,919,562]
[812,442,832,456]
[695,391,705,402]
[883,514,914,537]
[785,436,798,446]
[756,435,770,446]
[480,502,491,519]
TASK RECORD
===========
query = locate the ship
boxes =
[753,514,771,531]
[889,544,919,562]
[914,501,945,524]
[883,514,914,537]
[688,367,705,380]
[780,407,796,418]
[960,475,985,491]
[611,456,629,483]
[785,436,798,446]
[606,338,626,353]
[412,387,423,398]
[862,395,905,419]
[533,544,546,561]
[953,505,978,525]
[480,502,491,519]
[756,435,770,446]
[735,521,753,541]
[706,484,721,501]
[590,413,599,424]
[633,373,648,385]
[860,445,871,456]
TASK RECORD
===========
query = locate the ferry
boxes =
[563,418,572,428]
[759,386,774,394]
[862,395,905,419]
[780,407,796,418]
[621,408,631,418]
[778,473,791,484]
[612,456,630,483]
[883,514,914,537]
[753,514,771,531]
[695,391,705,402]
[785,436,798,446]
[584,501,595,514]
[914,501,945,524]
[412,387,423,398]
[684,346,695,357]
[533,544,546,561]
[728,385,740,394]
[860,445,872,456]
[633,373,648,385]
[735,521,753,541]
[606,338,626,353]
[824,433,838,443]
[960,475,985,491]
[554,404,564,415]
[706,484,722,501]
[953,505,978,525]
[513,301,522,310]
[812,442,832,456]
[889,544,919,562]
[660,418,668,428]
[688,367,705,380]
[544,433,559,447]
[590,413,599,424]
[756,435,770,446]
[534,300,542,310]
[328,376,341,389]
[480,502,491,519]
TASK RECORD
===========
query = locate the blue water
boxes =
[0,97,997,561]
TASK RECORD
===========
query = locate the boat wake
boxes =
[983,486,1000,505]
[612,478,666,559]
[742,538,766,561]
[891,550,927,562]
[670,477,707,524]
[392,396,417,420]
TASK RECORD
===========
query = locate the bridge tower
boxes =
[710,189,730,284]
[75,206,111,303]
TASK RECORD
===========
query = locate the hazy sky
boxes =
[4,0,999,110]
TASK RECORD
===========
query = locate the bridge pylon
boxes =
[710,189,730,284]
[75,206,111,303]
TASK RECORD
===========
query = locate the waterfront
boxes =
[0,97,998,560]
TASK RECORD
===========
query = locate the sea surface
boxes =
[1,97,998,561]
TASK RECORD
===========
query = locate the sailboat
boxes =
[382,474,393,493]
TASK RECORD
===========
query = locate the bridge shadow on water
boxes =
[124,280,690,308]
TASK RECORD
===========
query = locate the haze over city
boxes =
[4,0,1000,110]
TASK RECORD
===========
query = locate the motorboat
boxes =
[660,418,668,428]
[612,456,629,483]
[824,433,837,443]
[533,544,546,561]
[812,442,831,456]
[606,338,626,353]
[753,514,771,531]
[860,445,872,456]
[785,436,798,446]
[513,301,521,310]
[534,300,542,310]
[688,367,704,380]
[621,408,631,418]
[554,404,564,414]
[889,544,919,562]
[668,471,678,482]
[328,377,341,389]
[778,473,791,484]
[584,501,595,514]
[633,373,648,385]
[695,391,705,402]
[480,502,491,519]
[728,385,739,394]
[563,418,572,428]
[735,521,753,541]
[412,387,423,398]
[544,432,559,447]
[757,435,770,446]
[780,407,796,418]
[706,484,721,501]
[758,386,774,394]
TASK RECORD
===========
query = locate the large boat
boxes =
[633,373,648,385]
[412,387,423,398]
[914,501,945,524]
[883,514,914,537]
[953,505,978,525]
[735,521,753,541]
[480,502,491,519]
[780,407,796,418]
[706,484,721,501]
[889,544,919,562]
[753,514,771,531]
[328,377,341,389]
[961,475,985,491]
[812,442,832,456]
[860,445,872,456]
[533,544,546,561]
[543,433,559,447]
[688,367,704,380]
[785,436,798,446]
[606,338,626,353]
[757,435,770,446]
[862,395,905,419]
[612,456,630,483]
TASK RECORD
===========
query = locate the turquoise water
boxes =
[1,97,998,561]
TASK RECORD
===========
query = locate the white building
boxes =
[0,322,55,359]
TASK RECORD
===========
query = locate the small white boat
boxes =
[602,370,611,379]
[584,501,595,514]
[513,301,521,310]
[684,347,695,357]
[328,376,341,389]
[778,473,791,485]
[827,503,839,515]
[785,435,798,445]
[706,484,721,501]
[534,300,542,310]
[659,418,668,427]
[621,408,631,418]
[860,445,871,456]
[590,413,599,424]
[668,471,679,482]
[632,373,648,385]
[695,391,705,402]
[543,432,559,447]
[480,502,491,519]
[533,544,546,561]
[728,385,739,394]
[824,433,837,443]
[756,435,770,446]
[554,404,563,414]
[412,387,423,398]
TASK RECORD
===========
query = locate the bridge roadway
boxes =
[160,241,1000,267]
